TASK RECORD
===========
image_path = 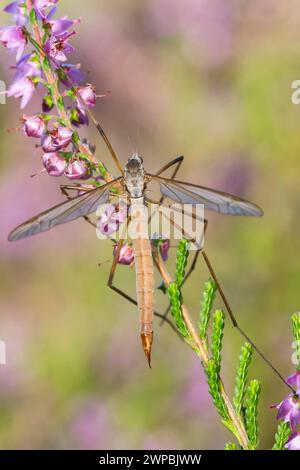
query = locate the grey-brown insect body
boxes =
[124,154,154,365]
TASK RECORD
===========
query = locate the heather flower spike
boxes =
[3,0,300,452]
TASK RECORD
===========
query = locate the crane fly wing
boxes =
[145,199,205,250]
[8,178,122,241]
[147,174,263,217]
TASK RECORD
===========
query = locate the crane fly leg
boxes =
[155,155,184,177]
[60,184,94,193]
[200,247,294,391]
[159,219,208,325]
[60,186,97,228]
[147,156,204,326]
[106,238,181,338]
[147,156,185,241]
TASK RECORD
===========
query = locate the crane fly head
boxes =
[124,153,145,198]
[125,153,144,174]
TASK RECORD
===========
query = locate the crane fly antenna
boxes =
[85,109,124,176]
[28,36,124,176]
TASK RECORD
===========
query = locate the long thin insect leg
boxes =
[91,119,124,175]
[60,187,97,228]
[147,156,184,206]
[200,247,294,393]
[159,251,200,326]
[107,238,181,337]
[31,37,124,176]
[60,184,92,193]
[155,156,184,177]
[147,156,185,235]
[159,220,208,325]
[155,214,293,391]
[156,156,184,206]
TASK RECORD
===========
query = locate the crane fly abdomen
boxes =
[130,198,154,367]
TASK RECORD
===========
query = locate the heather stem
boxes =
[152,247,250,450]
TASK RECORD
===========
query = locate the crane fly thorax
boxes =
[124,153,145,199]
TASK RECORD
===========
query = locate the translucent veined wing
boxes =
[8,178,122,241]
[147,174,263,217]
[145,198,205,250]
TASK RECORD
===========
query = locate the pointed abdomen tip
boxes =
[141,331,153,368]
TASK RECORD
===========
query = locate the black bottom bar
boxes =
[0,450,298,467]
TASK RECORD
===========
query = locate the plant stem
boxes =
[153,247,250,449]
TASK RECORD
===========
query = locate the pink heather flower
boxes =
[97,204,127,236]
[64,158,90,180]
[286,431,300,450]
[48,17,81,37]
[160,240,170,261]
[275,394,300,430]
[286,371,300,394]
[23,115,46,138]
[60,63,85,87]
[7,77,34,109]
[34,0,58,19]
[42,152,66,176]
[14,53,42,81]
[41,126,73,152]
[114,244,134,265]
[44,31,76,62]
[0,25,26,61]
[4,1,28,26]
[77,85,97,109]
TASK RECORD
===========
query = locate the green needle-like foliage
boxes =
[205,359,229,421]
[233,343,253,416]
[167,282,191,341]
[198,278,217,345]
[175,239,190,286]
[245,379,261,449]
[291,312,300,369]
[272,421,291,450]
[225,442,237,450]
[211,310,225,375]
[169,245,264,449]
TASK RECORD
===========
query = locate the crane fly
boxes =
[8,153,263,366]
[5,43,292,390]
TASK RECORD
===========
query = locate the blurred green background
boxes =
[0,0,300,449]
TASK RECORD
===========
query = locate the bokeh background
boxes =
[0,0,300,450]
